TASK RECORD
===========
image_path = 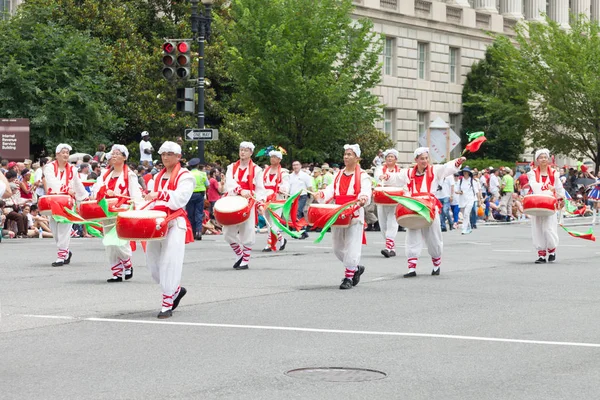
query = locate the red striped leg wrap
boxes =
[547,248,556,255]
[241,246,251,265]
[57,248,69,260]
[173,286,181,299]
[120,257,132,270]
[230,243,243,257]
[385,238,394,250]
[345,268,356,279]
[162,293,174,309]
[408,257,418,270]
[277,231,284,245]
[538,250,547,257]
[110,261,123,277]
[432,257,441,267]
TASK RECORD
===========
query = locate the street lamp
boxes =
[190,0,213,164]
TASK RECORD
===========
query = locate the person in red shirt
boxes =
[516,171,530,196]
[91,144,143,282]
[262,150,290,252]
[397,148,466,277]
[222,142,267,270]
[206,168,222,219]
[317,144,371,289]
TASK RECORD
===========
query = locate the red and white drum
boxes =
[307,204,353,228]
[116,210,168,241]
[373,187,405,205]
[38,194,74,217]
[523,194,557,217]
[395,194,436,230]
[77,198,120,221]
[213,196,252,226]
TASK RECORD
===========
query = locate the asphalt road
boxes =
[1,218,599,399]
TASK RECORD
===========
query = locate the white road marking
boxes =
[371,277,386,281]
[302,246,330,249]
[13,313,600,349]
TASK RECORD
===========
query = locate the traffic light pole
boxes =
[190,0,212,165]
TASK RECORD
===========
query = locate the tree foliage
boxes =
[0,13,122,155]
[489,16,600,172]
[461,42,530,162]
[224,0,384,163]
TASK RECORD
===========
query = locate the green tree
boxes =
[0,14,122,155]
[461,42,530,161]
[490,16,600,172]
[224,0,384,163]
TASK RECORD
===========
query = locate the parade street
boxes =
[1,219,600,400]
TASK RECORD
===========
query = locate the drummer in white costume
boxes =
[397,147,465,277]
[143,141,195,319]
[316,144,371,289]
[375,148,404,258]
[223,141,267,269]
[91,145,143,282]
[526,149,565,264]
[43,144,89,267]
[262,149,290,252]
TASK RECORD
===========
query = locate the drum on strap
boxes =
[395,194,436,230]
[307,204,353,228]
[116,210,168,241]
[523,194,557,217]
[373,187,404,205]
[213,196,252,226]
[38,194,74,217]
[78,198,120,221]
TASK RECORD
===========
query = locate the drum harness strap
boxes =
[151,164,194,244]
[409,165,442,213]
[333,166,367,244]
[263,164,282,202]
[47,161,74,195]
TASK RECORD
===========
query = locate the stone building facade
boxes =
[354,0,600,163]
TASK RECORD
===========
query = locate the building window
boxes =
[449,113,461,134]
[383,37,394,76]
[417,112,429,137]
[383,109,395,137]
[449,47,460,83]
[418,42,429,80]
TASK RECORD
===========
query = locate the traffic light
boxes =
[177,88,195,113]
[176,41,191,79]
[162,41,176,80]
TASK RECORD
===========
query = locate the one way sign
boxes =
[185,128,219,141]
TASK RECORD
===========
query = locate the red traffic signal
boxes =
[163,42,175,54]
[176,41,191,79]
[162,41,177,80]
[177,42,190,53]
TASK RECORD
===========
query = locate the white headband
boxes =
[383,149,399,159]
[110,144,129,159]
[343,144,361,158]
[414,147,429,158]
[269,150,282,159]
[55,144,72,154]
[141,131,150,137]
[158,141,182,155]
[239,141,255,151]
[535,148,550,161]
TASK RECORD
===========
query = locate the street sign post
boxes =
[185,128,219,141]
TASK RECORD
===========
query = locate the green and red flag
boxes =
[559,224,596,241]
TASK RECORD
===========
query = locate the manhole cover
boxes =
[285,367,387,382]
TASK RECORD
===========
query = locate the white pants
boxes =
[223,209,256,247]
[531,213,559,252]
[332,222,363,269]
[461,201,474,233]
[377,204,398,250]
[49,218,72,259]
[405,214,443,260]
[102,219,132,272]
[264,207,283,248]
[146,218,186,298]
